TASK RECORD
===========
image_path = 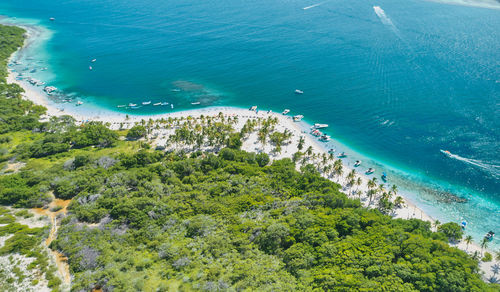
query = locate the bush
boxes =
[482,252,492,262]
[437,222,463,242]
[127,125,147,140]
[255,152,270,167]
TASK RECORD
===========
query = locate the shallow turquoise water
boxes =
[0,0,498,245]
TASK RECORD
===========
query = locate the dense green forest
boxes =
[0,24,498,291]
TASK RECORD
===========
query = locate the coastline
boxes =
[4,21,497,281]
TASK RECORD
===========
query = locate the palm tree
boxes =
[495,250,500,262]
[465,235,473,251]
[367,189,376,206]
[367,178,376,191]
[298,136,305,151]
[390,184,398,196]
[491,264,499,276]
[481,238,489,256]
[306,146,313,157]
[394,196,405,208]
[432,220,441,230]
[356,177,362,191]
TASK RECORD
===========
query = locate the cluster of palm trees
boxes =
[292,146,405,215]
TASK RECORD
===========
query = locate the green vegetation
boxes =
[0,24,498,291]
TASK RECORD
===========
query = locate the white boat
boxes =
[250,106,257,111]
[171,89,181,92]
[89,66,93,70]
[171,104,174,109]
[117,105,126,108]
[282,109,290,115]
[142,101,151,105]
[128,103,137,107]
[319,135,331,142]
[153,102,162,106]
[49,17,55,21]
[354,160,361,167]
[191,102,201,105]
[365,168,375,175]
[314,123,329,129]
[294,89,304,94]
[161,102,169,106]
[91,59,97,63]
[293,115,304,122]
[338,152,347,158]
[76,101,83,106]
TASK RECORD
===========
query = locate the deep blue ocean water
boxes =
[1,0,499,245]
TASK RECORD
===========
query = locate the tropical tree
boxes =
[297,136,305,151]
[481,238,489,256]
[465,235,473,251]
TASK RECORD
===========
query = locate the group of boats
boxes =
[118,101,174,109]
[460,221,495,242]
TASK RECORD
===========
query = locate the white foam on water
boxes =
[373,6,402,38]
[303,2,326,10]
[441,150,500,178]
[427,0,500,10]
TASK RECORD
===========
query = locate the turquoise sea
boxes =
[0,0,499,246]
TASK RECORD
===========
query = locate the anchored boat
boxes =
[314,123,328,129]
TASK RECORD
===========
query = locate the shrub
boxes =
[127,125,147,140]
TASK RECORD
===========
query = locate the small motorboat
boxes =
[440,149,452,157]
[171,88,181,92]
[89,66,93,70]
[293,115,304,122]
[76,101,83,106]
[485,231,495,242]
[171,104,174,109]
[49,17,55,21]
[161,102,169,106]
[249,105,257,111]
[128,103,137,107]
[117,105,126,108]
[130,106,141,109]
[153,102,162,106]
[91,59,97,63]
[282,109,290,115]
[311,129,322,137]
[294,89,304,94]
[354,160,361,167]
[381,172,387,182]
[328,148,335,154]
[460,221,467,230]
[365,168,375,175]
[314,123,328,129]
[191,102,201,105]
[338,152,347,158]
[319,135,331,142]
[142,101,151,105]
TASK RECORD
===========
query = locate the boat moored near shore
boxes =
[354,160,361,167]
[293,115,303,122]
[282,109,290,115]
[366,168,375,175]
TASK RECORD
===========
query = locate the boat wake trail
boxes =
[440,150,500,178]
[373,6,400,37]
[303,1,328,10]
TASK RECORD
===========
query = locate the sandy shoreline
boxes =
[4,22,497,281]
